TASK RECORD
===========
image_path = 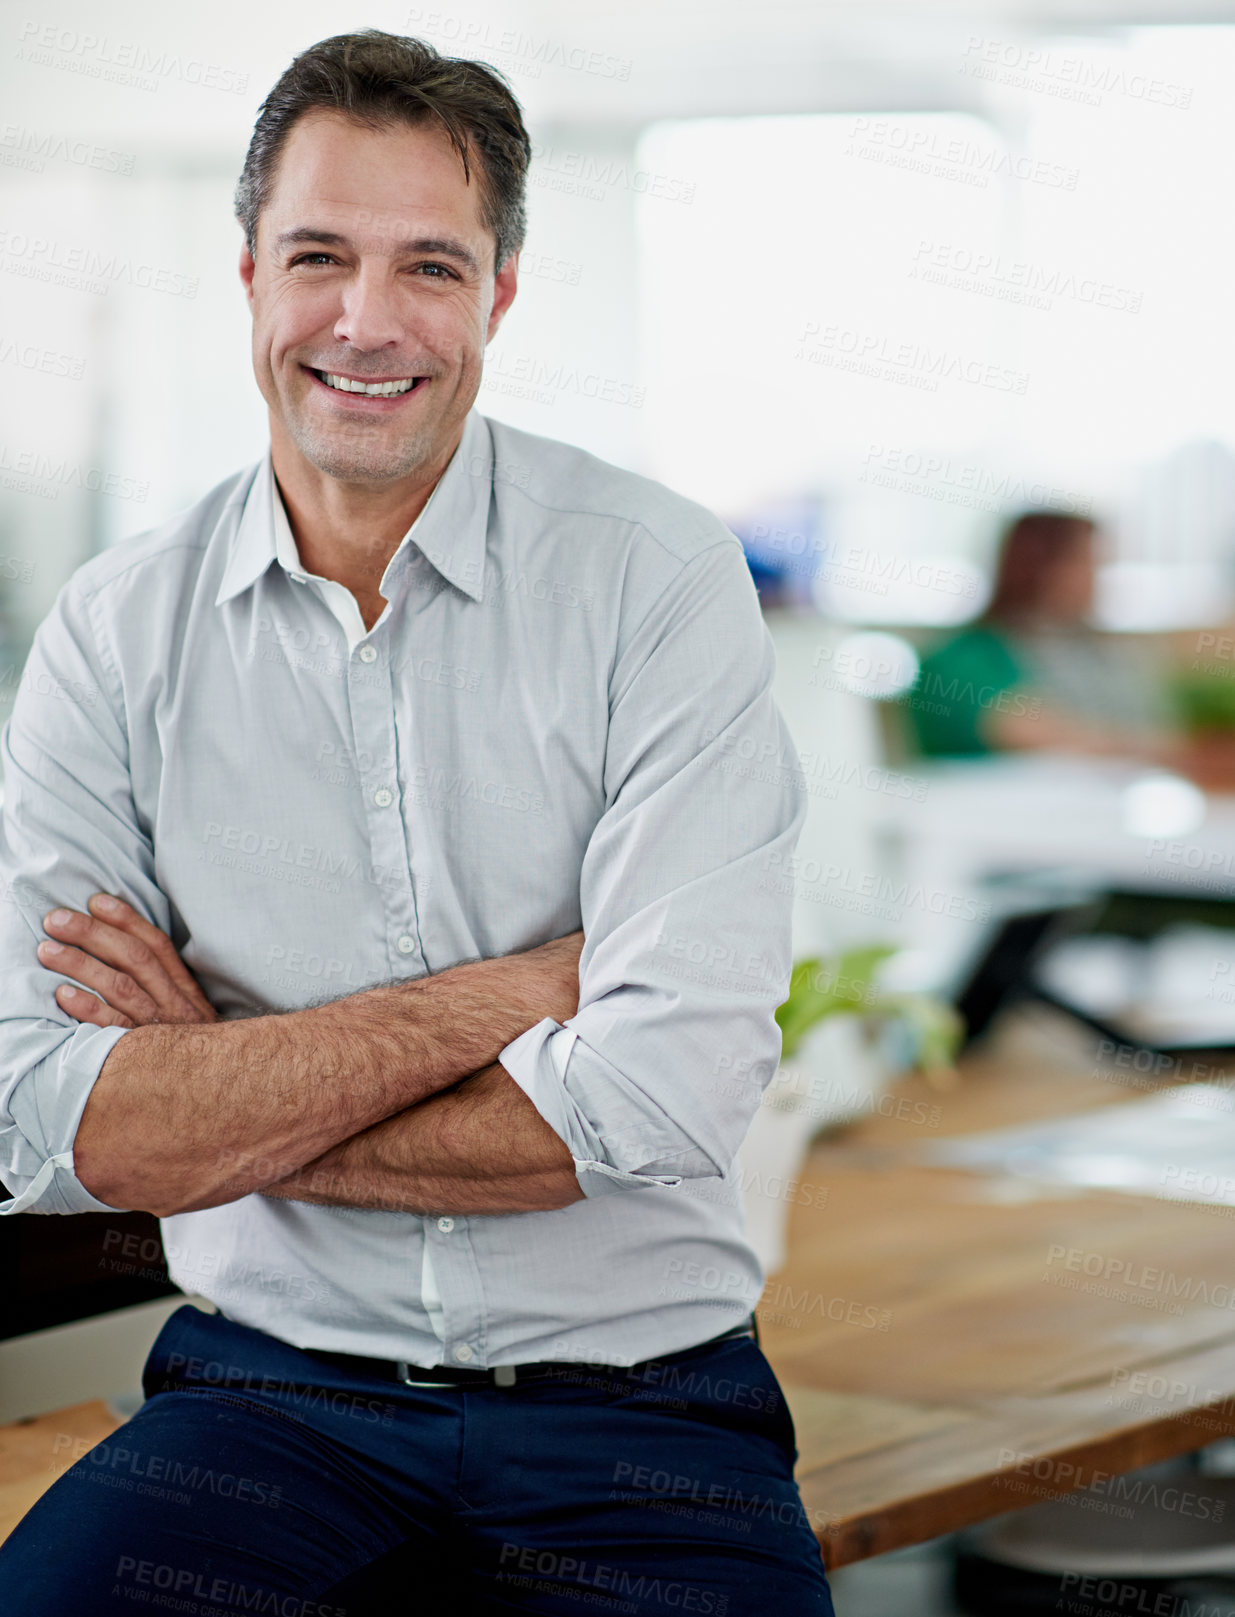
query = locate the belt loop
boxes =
[494,1365,517,1388]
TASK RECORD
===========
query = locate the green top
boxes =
[902,626,1024,757]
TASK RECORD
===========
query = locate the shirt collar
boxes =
[215,408,493,608]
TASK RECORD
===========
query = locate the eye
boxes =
[289,253,337,267]
[416,263,458,280]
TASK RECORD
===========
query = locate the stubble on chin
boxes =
[279,388,446,483]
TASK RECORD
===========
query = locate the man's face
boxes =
[240,108,517,485]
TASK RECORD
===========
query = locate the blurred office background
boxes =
[10,0,1235,1554]
[9,2,1235,997]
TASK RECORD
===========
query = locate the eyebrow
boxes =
[274,227,481,276]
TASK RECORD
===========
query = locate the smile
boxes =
[310,369,425,398]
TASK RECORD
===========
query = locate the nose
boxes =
[333,262,405,353]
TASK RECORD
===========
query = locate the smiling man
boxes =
[0,31,832,1615]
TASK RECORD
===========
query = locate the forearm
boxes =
[75,942,579,1217]
[260,1064,584,1215]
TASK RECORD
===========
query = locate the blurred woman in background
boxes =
[905,510,1176,760]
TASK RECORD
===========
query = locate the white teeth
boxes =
[320,372,418,396]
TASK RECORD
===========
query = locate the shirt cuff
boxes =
[498,1016,683,1199]
[0,1022,133,1215]
[0,1149,128,1215]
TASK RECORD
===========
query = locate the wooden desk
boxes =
[6,1005,1235,1566]
[0,1399,119,1544]
[764,1005,1235,1568]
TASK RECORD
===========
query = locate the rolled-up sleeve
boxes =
[0,576,166,1215]
[498,538,806,1199]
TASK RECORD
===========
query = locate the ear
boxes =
[239,238,256,308]
[486,250,518,344]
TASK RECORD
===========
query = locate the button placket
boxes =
[425,1213,486,1366]
[345,637,426,976]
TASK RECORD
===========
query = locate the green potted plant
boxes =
[737,946,963,1273]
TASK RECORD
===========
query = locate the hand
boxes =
[37,894,218,1029]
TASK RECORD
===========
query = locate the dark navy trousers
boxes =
[1,1302,835,1614]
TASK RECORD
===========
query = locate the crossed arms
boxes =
[0,539,804,1225]
[40,900,586,1219]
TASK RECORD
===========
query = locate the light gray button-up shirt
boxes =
[0,408,805,1367]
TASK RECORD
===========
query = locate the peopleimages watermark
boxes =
[891,671,1042,727]
[497,1542,723,1613]
[0,554,35,584]
[1106,1365,1235,1429]
[996,1451,1224,1522]
[702,720,929,804]
[795,320,1029,395]
[1091,1035,1235,1100]
[197,820,418,898]
[0,333,85,380]
[760,1278,891,1332]
[1043,1242,1235,1317]
[50,1431,284,1509]
[0,659,98,707]
[0,230,198,298]
[844,115,1080,192]
[161,1350,396,1428]
[763,850,991,925]
[860,444,1093,518]
[910,238,1144,315]
[1209,957,1235,1005]
[110,1557,345,1617]
[404,9,633,81]
[0,121,134,175]
[518,249,584,287]
[158,1243,333,1306]
[1187,628,1235,683]
[1144,837,1235,893]
[760,1064,943,1130]
[959,35,1194,110]
[609,1460,834,1535]
[1161,1161,1235,1216]
[16,23,249,95]
[0,442,148,502]
[1058,1572,1235,1615]
[748,515,980,597]
[528,141,694,204]
[481,349,645,409]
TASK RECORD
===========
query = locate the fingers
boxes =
[37,937,162,1025]
[86,895,214,1015]
[53,981,136,1030]
[40,900,215,1024]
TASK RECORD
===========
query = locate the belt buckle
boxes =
[395,1360,460,1388]
[395,1360,518,1388]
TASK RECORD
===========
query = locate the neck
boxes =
[270,423,464,627]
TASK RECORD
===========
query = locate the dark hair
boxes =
[235,30,531,272]
[983,509,1096,624]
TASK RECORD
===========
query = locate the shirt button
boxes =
[437,1216,455,1233]
[397,935,415,955]
[358,645,377,663]
[373,787,394,808]
[453,1343,474,1363]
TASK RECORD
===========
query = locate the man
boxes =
[0,30,833,1615]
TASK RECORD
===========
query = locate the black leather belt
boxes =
[297,1317,759,1389]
